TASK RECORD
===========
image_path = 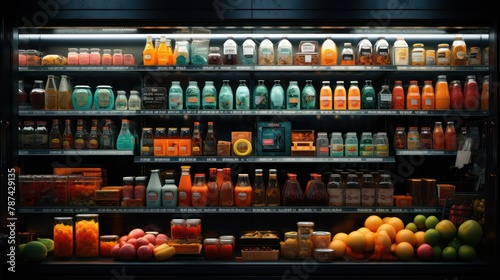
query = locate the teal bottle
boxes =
[185,81,201,109]
[116,119,135,150]
[219,80,233,110]
[270,80,285,109]
[72,85,93,110]
[202,81,217,109]
[93,85,115,110]
[235,80,250,110]
[286,81,300,110]
[361,79,377,109]
[169,81,183,110]
[253,80,268,109]
[301,80,316,109]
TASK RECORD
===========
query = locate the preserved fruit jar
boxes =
[75,214,99,257]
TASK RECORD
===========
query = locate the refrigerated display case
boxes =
[1,1,498,279]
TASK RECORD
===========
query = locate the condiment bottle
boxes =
[219,167,234,206]
[463,75,479,111]
[345,173,361,206]
[252,169,265,206]
[304,174,328,206]
[436,43,451,65]
[265,169,281,206]
[392,80,405,110]
[435,75,451,110]
[282,173,304,206]
[62,119,73,150]
[361,80,376,109]
[203,121,216,156]
[340,42,355,65]
[128,90,141,110]
[207,168,219,206]
[361,174,376,206]
[234,174,252,207]
[347,80,361,110]
[49,119,62,149]
[406,80,421,110]
[319,81,332,110]
[191,173,208,207]
[178,166,192,206]
[327,173,344,206]
[433,122,445,150]
[75,214,99,257]
[333,81,346,110]
[445,121,457,150]
[146,169,162,207]
[421,80,435,110]
[191,121,203,156]
[411,43,425,66]
[115,90,128,110]
[161,174,178,208]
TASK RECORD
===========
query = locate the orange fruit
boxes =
[357,227,372,234]
[364,231,375,252]
[364,215,384,232]
[328,239,347,260]
[375,230,392,252]
[382,216,392,224]
[395,228,417,246]
[377,223,397,242]
[414,231,426,247]
[346,230,367,252]
[386,217,405,233]
[395,241,414,261]
[332,232,348,244]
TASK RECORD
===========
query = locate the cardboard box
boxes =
[256,122,291,156]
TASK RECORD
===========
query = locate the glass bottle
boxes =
[49,119,62,149]
[433,121,445,150]
[327,173,344,206]
[392,80,405,110]
[62,119,73,150]
[178,166,192,207]
[219,80,233,110]
[128,90,141,110]
[74,125,86,149]
[407,126,420,150]
[42,76,58,111]
[93,85,115,110]
[357,36,373,65]
[420,127,433,150]
[169,81,183,110]
[319,81,333,110]
[463,75,480,111]
[21,121,35,149]
[316,132,330,156]
[30,80,45,110]
[361,80,376,109]
[301,80,316,109]
[208,47,221,65]
[100,126,113,150]
[191,121,203,156]
[203,121,216,156]
[116,119,135,150]
[286,81,300,110]
[435,75,451,110]
[345,173,361,206]
[146,169,162,207]
[185,81,201,109]
[377,174,394,206]
[253,80,269,109]
[191,173,208,207]
[112,49,123,65]
[394,127,407,149]
[18,80,27,107]
[207,168,219,206]
[122,176,135,200]
[421,80,435,110]
[202,81,217,109]
[330,132,344,157]
[344,132,358,157]
[88,126,99,149]
[34,121,48,149]
[78,48,90,65]
[373,36,391,65]
[234,174,252,207]
[480,75,489,110]
[359,132,374,157]
[304,174,328,206]
[139,127,153,156]
[377,85,392,109]
[235,80,250,110]
[258,38,275,65]
[266,169,281,206]
[222,37,238,65]
[347,80,361,110]
[270,80,285,109]
[282,173,304,206]
[374,132,389,156]
[252,169,266,206]
[277,37,293,65]
[157,36,173,65]
[445,121,457,150]
[333,81,346,110]
[57,75,72,110]
[53,217,73,258]
[241,38,257,65]
[89,48,101,65]
[340,42,355,65]
[406,80,421,110]
[220,168,234,206]
[451,34,467,66]
[115,90,128,110]
[361,174,376,206]
[75,214,99,257]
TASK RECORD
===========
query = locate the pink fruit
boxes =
[416,244,434,261]
[127,237,137,248]
[144,233,157,245]
[128,228,146,240]
[119,235,128,243]
[136,237,150,249]
[111,243,121,259]
[137,245,154,261]
[156,234,168,245]
[156,233,168,240]
[148,243,156,251]
[118,243,137,261]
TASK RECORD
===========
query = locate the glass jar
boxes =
[203,238,219,260]
[219,236,234,261]
[208,47,221,65]
[468,47,481,66]
[75,214,99,257]
[185,81,201,109]
[425,49,436,65]
[53,217,73,258]
[407,127,420,150]
[312,231,331,250]
[377,174,394,206]
[101,49,112,65]
[99,235,119,257]
[185,219,201,240]
[170,219,186,240]
[29,80,45,110]
[281,231,299,259]
[394,127,407,149]
[436,43,451,65]
[78,48,90,65]
[115,90,128,110]
[18,80,27,107]
[89,48,101,65]
[411,43,425,66]
[420,127,433,150]
[93,85,115,110]
[112,49,124,65]
[297,221,315,235]
[128,90,142,110]
[169,81,183,110]
[67,48,79,65]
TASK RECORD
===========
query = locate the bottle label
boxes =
[377,188,394,205]
[147,191,159,201]
[362,188,376,206]
[192,191,202,201]
[179,191,188,200]
[327,188,343,206]
[345,188,360,204]
[163,191,174,201]
[237,191,248,201]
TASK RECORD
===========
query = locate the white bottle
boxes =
[128,90,141,110]
[241,38,257,65]
[115,90,128,110]
[392,36,409,65]
[146,169,162,207]
[161,177,178,207]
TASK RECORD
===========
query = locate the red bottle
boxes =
[449,80,464,110]
[392,80,405,109]
[463,75,479,111]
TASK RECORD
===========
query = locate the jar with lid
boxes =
[436,43,451,65]
[128,90,141,110]
[340,42,355,65]
[78,48,90,65]
[316,132,330,156]
[219,236,234,261]
[394,127,407,149]
[258,38,275,65]
[392,36,409,65]
[25,49,40,66]
[425,49,436,65]
[185,219,201,240]
[419,127,433,150]
[122,176,135,199]
[281,231,299,259]
[373,36,390,65]
[468,47,481,66]
[345,173,361,206]
[407,127,420,150]
[171,219,186,240]
[204,238,219,260]
[53,217,73,258]
[357,37,373,65]
[277,37,293,65]
[29,80,45,110]
[433,122,445,150]
[93,85,115,110]
[34,121,48,149]
[208,47,221,65]
[101,49,112,65]
[411,43,425,66]
[312,231,331,250]
[377,174,394,206]
[99,235,118,257]
[89,48,101,65]
[374,132,389,156]
[222,37,238,65]
[112,49,124,65]
[75,214,99,257]
[115,90,128,110]
[463,75,479,111]
[134,176,147,204]
[67,48,79,65]
[202,81,217,109]
[451,34,467,66]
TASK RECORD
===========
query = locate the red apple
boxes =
[118,243,137,261]
[128,228,146,240]
[416,244,434,261]
[144,233,157,245]
[137,244,154,261]
[136,237,150,249]
[111,243,121,259]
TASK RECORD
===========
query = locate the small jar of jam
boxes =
[208,47,221,65]
[170,218,186,240]
[99,235,119,257]
[203,238,219,260]
[394,127,407,149]
[185,218,201,240]
[218,236,234,261]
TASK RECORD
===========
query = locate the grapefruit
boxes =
[457,219,483,246]
[435,219,457,242]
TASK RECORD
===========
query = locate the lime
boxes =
[405,222,419,233]
[22,241,48,262]
[442,246,457,261]
[432,245,442,260]
[447,237,462,251]
[458,244,476,261]
[424,228,440,246]
[425,215,440,229]
[413,214,427,230]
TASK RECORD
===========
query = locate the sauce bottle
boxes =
[146,169,162,207]
[203,121,216,156]
[347,81,361,110]
[433,122,445,150]
[392,80,405,110]
[480,75,489,110]
[392,36,409,65]
[265,169,281,206]
[340,42,355,65]
[301,80,317,109]
[361,174,376,206]
[406,80,421,110]
[333,81,346,110]
[234,174,252,207]
[304,174,328,206]
[191,121,203,156]
[345,173,361,206]
[282,173,304,206]
[435,75,451,110]
[449,80,464,110]
[62,119,73,150]
[327,173,344,206]
[451,34,467,66]
[319,81,332,110]
[49,119,62,149]
[207,168,219,206]
[220,168,234,206]
[421,80,435,110]
[178,166,192,206]
[252,169,265,206]
[143,35,156,66]
[191,173,208,207]
[361,80,376,109]
[320,37,337,65]
[445,121,457,150]
[463,75,479,111]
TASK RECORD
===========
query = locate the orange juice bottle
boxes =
[178,166,192,206]
[421,80,435,110]
[435,75,450,110]
[333,81,346,110]
[347,81,361,110]
[320,37,337,65]
[143,35,156,66]
[406,80,421,110]
[157,36,173,65]
[319,81,333,110]
[191,173,208,207]
[392,80,405,109]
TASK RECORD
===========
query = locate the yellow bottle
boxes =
[347,81,361,110]
[319,81,332,110]
[333,81,346,110]
[143,35,156,66]
[157,36,173,65]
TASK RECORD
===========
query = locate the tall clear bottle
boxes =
[301,80,317,109]
[44,74,58,110]
[169,81,183,110]
[185,81,201,109]
[361,174,376,206]
[270,80,285,109]
[18,80,27,107]
[235,80,250,110]
[253,80,269,109]
[146,169,162,207]
[252,169,266,206]
[377,174,394,206]
[286,81,300,110]
[480,75,489,110]
[345,173,361,206]
[219,80,233,110]
[202,81,217,109]
[327,173,344,206]
[157,36,173,65]
[116,119,135,150]
[57,75,72,110]
[265,169,281,206]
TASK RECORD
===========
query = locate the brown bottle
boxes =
[203,121,216,156]
[62,119,73,150]
[191,121,203,156]
[49,119,62,149]
[219,168,234,206]
[304,173,329,206]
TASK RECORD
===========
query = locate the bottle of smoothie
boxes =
[178,166,192,207]
[143,36,156,66]
[406,80,421,110]
[463,75,480,111]
[333,81,346,110]
[435,75,451,110]
[319,81,332,110]
[433,122,445,150]
[421,80,435,110]
[320,37,338,65]
[392,80,405,110]
[347,81,361,110]
[449,80,464,110]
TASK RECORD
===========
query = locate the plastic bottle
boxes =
[330,132,344,157]
[265,169,280,206]
[344,132,358,157]
[191,173,208,207]
[207,168,219,206]
[406,80,421,110]
[185,81,201,109]
[219,80,233,110]
[253,80,269,109]
[178,166,192,207]
[128,90,141,110]
[258,38,275,65]
[359,132,374,157]
[270,80,285,109]
[480,75,489,110]
[320,37,337,65]
[319,81,332,110]
[451,34,467,66]
[169,81,183,110]
[347,81,361,110]
[361,80,376,109]
[277,37,293,65]
[57,75,72,110]
[220,168,234,206]
[115,90,128,110]
[252,169,265,206]
[44,75,58,110]
[143,35,156,66]
[377,85,392,109]
[116,119,135,150]
[392,80,405,110]
[235,80,250,110]
[340,42,355,65]
[301,80,317,109]
[421,80,435,110]
[433,121,445,150]
[202,81,217,109]
[241,38,257,65]
[234,174,252,207]
[146,169,162,207]
[463,75,479,111]
[286,81,301,110]
[93,85,115,110]
[316,132,330,156]
[435,75,451,110]
[392,36,409,65]
[333,81,346,110]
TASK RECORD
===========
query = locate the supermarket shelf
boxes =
[134,156,396,163]
[18,149,134,156]
[395,150,458,156]
[19,109,137,116]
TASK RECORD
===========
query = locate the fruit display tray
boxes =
[442,192,485,226]
[167,242,202,255]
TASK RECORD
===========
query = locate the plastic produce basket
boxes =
[442,192,485,226]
